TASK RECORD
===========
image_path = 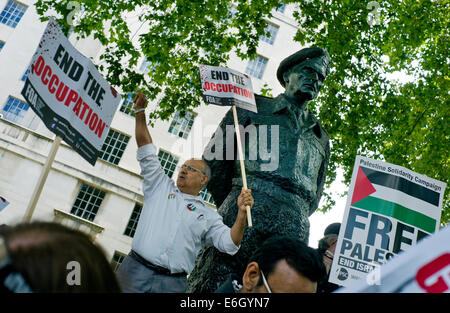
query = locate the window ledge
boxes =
[53,208,104,235]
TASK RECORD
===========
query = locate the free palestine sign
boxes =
[329,156,446,287]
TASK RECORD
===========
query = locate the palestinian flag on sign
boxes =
[350,158,444,234]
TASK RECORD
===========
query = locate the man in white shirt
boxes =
[116,93,254,293]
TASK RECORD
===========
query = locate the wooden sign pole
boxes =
[232,105,253,227]
[23,136,62,222]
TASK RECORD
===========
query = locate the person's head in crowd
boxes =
[176,158,211,196]
[0,221,121,293]
[318,222,340,272]
[316,222,341,293]
[239,236,325,293]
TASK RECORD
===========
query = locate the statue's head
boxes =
[277,47,330,103]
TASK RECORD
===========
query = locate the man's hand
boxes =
[134,92,148,111]
[134,92,152,147]
[230,188,254,247]
[238,188,254,214]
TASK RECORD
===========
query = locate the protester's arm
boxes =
[230,188,253,246]
[204,188,253,255]
[134,92,174,195]
[134,92,152,147]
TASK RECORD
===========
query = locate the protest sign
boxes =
[199,64,258,226]
[329,156,446,287]
[21,18,121,166]
[335,225,450,293]
[199,64,257,113]
[0,196,9,212]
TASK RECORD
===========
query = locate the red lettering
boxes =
[84,107,93,125]
[204,82,210,90]
[48,74,59,94]
[416,253,450,293]
[88,113,98,130]
[217,84,222,92]
[34,56,45,76]
[55,82,69,102]
[95,119,106,138]
[73,98,82,116]
[41,65,52,85]
[211,83,216,91]
[79,102,90,120]
[65,89,78,107]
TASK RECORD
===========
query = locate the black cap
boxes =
[277,47,331,87]
[324,223,341,236]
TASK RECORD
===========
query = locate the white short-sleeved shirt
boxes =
[132,144,239,274]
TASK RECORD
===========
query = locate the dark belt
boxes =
[129,250,186,277]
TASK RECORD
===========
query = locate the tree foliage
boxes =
[35,0,449,224]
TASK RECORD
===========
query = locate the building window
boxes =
[99,129,130,165]
[1,96,29,124]
[0,41,5,51]
[119,92,136,117]
[124,203,142,238]
[0,0,27,28]
[276,3,286,13]
[111,251,127,272]
[168,111,196,139]
[70,184,105,222]
[260,23,279,45]
[158,149,179,178]
[200,188,215,206]
[245,55,268,79]
[139,57,152,74]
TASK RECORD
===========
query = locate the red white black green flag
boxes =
[329,156,446,287]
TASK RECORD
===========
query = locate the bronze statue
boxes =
[187,47,331,292]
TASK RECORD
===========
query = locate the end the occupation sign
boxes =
[21,18,121,166]
[199,64,257,113]
[329,156,446,287]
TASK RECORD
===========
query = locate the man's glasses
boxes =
[260,270,272,293]
[179,164,205,176]
[324,249,334,260]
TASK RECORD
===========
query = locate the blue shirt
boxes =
[132,144,239,274]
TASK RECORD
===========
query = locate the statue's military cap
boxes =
[277,47,331,87]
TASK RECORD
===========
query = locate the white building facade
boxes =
[0,0,303,269]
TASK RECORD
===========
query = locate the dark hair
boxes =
[249,236,326,286]
[2,222,121,293]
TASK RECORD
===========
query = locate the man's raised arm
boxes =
[134,92,152,147]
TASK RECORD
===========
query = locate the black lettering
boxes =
[88,80,100,101]
[53,44,65,65]
[350,243,363,259]
[363,245,373,262]
[340,239,353,254]
[68,60,83,82]
[344,207,368,240]
[60,51,74,74]
[84,72,94,91]
[393,222,414,254]
[417,230,429,242]
[96,87,105,107]
[367,213,392,250]
[374,249,386,263]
